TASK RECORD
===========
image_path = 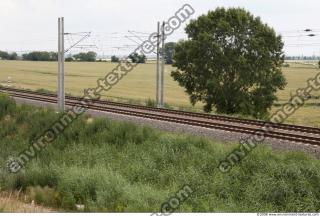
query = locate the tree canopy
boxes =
[22,51,57,61]
[73,51,97,62]
[128,52,146,63]
[0,51,18,60]
[171,7,286,118]
[111,55,120,63]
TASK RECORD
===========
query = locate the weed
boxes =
[0,94,320,212]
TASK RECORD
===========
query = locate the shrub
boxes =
[145,98,156,107]
[26,186,57,207]
[65,57,73,62]
[35,88,53,94]
[0,94,16,119]
[128,53,146,63]
[111,55,120,63]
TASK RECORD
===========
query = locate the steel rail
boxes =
[1,86,320,134]
[3,89,320,146]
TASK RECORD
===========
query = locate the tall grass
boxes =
[0,191,54,212]
[0,94,320,212]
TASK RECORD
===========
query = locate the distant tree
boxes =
[164,42,176,64]
[65,57,74,62]
[0,51,10,60]
[111,55,120,63]
[171,8,287,118]
[86,51,97,62]
[22,51,57,61]
[128,52,146,63]
[73,51,97,62]
[0,51,17,60]
[8,52,18,60]
[73,53,85,61]
[49,52,58,61]
[318,60,320,69]
[140,54,146,63]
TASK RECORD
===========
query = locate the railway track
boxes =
[1,86,320,146]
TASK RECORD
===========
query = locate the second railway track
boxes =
[1,86,320,147]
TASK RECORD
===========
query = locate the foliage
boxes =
[128,52,146,63]
[145,98,156,107]
[65,57,74,62]
[171,8,287,118]
[0,51,18,60]
[73,52,97,62]
[35,88,54,95]
[164,42,176,64]
[111,55,120,63]
[0,94,16,120]
[0,94,320,212]
[22,52,57,61]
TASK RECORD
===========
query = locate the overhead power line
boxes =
[64,32,92,53]
[282,34,319,38]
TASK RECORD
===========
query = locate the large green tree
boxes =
[171,8,286,118]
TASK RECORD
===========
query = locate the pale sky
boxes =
[0,0,320,56]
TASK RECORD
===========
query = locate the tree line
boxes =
[110,44,176,64]
[286,56,320,60]
[0,43,177,64]
[22,52,58,61]
[0,51,18,60]
[0,51,99,62]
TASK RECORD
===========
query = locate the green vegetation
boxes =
[22,52,58,62]
[172,8,286,118]
[65,57,74,62]
[111,55,120,63]
[0,191,54,212]
[128,52,146,63]
[145,98,156,107]
[0,51,18,60]
[19,51,97,62]
[0,94,320,212]
[73,52,97,62]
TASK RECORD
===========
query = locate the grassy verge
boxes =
[0,94,320,212]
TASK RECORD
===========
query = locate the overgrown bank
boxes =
[0,94,320,212]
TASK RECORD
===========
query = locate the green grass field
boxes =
[1,95,320,212]
[0,60,319,126]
